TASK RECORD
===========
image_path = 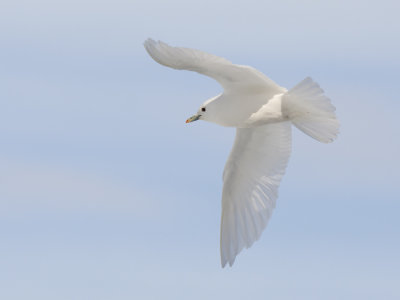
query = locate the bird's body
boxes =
[200,92,287,127]
[144,39,339,267]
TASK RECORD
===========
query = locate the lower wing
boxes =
[221,122,292,267]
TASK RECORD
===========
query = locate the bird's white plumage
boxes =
[144,38,284,94]
[144,39,339,267]
[221,122,292,267]
[282,77,340,143]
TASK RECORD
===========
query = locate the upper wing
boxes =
[221,122,292,267]
[144,39,284,94]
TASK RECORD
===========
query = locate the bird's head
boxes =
[186,94,220,124]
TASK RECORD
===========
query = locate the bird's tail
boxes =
[282,77,339,143]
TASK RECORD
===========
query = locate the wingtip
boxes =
[143,38,156,48]
[221,253,228,268]
[221,255,236,268]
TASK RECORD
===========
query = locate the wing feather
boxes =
[221,122,292,267]
[144,38,284,94]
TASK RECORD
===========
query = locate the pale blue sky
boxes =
[1,0,399,299]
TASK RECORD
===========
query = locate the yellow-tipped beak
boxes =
[185,114,201,123]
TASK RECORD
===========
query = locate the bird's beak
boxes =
[186,114,201,123]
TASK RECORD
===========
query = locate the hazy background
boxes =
[1,0,399,299]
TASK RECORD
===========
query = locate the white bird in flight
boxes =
[144,38,339,267]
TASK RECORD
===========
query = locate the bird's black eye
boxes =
[201,107,206,112]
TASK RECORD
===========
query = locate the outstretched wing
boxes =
[144,39,284,94]
[221,122,292,267]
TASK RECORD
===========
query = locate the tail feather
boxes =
[283,77,339,143]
